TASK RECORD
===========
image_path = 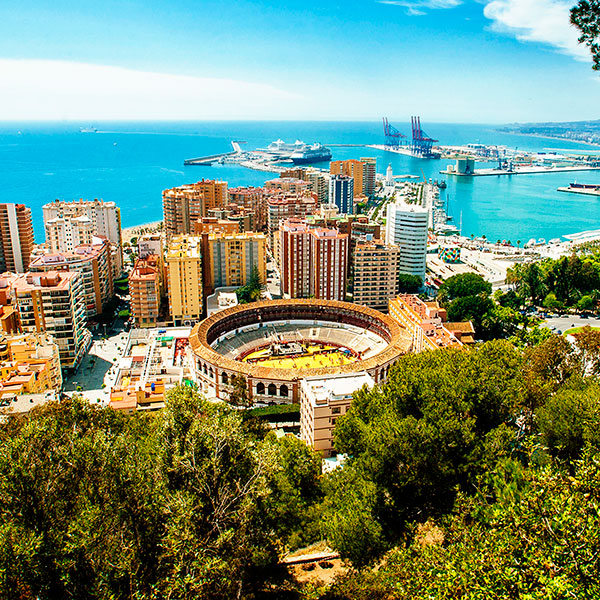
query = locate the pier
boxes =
[558,185,600,197]
[440,165,600,177]
[184,141,243,166]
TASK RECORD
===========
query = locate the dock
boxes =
[440,165,600,177]
[184,141,243,166]
[558,185,600,197]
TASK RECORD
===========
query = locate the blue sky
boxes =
[0,0,597,122]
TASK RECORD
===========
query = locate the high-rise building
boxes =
[280,168,330,204]
[360,157,377,196]
[42,199,123,278]
[228,187,267,231]
[330,158,376,197]
[0,203,35,274]
[10,271,91,369]
[44,216,95,252]
[205,232,266,294]
[385,201,428,282]
[328,174,354,214]
[193,217,239,236]
[29,239,114,318]
[166,236,203,326]
[129,254,164,328]
[137,234,163,260]
[163,180,228,237]
[279,219,348,301]
[279,219,313,299]
[311,228,348,301]
[300,372,374,457]
[352,239,401,312]
[267,192,318,255]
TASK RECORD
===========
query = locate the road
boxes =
[541,315,600,333]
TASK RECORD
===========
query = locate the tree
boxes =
[571,0,600,70]
[437,273,491,304]
[228,374,252,407]
[578,294,595,312]
[543,292,563,312]
[236,265,263,304]
[398,273,422,293]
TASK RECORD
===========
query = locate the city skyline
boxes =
[0,0,597,123]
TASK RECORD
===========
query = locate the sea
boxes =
[1,120,599,244]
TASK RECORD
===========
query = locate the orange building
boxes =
[163,179,228,237]
[193,217,239,235]
[0,203,35,274]
[129,254,164,328]
[330,158,376,197]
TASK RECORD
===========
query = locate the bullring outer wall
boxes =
[189,299,412,403]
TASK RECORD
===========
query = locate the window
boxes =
[331,406,341,414]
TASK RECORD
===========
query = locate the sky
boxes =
[0,0,597,123]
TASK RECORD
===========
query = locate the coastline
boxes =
[122,220,162,243]
[497,130,600,149]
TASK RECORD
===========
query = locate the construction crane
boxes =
[383,117,406,149]
[411,116,439,158]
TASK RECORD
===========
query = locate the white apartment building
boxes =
[300,372,374,457]
[385,201,428,282]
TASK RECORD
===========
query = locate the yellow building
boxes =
[206,232,266,294]
[0,332,62,399]
[166,236,203,326]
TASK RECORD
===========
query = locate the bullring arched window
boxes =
[256,382,265,395]
[280,384,289,397]
[221,372,229,385]
[268,383,276,396]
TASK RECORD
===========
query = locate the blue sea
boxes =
[1,120,599,244]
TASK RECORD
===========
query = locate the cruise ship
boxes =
[290,143,332,164]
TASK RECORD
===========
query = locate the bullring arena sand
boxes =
[241,343,357,369]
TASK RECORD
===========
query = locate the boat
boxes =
[437,180,447,189]
[80,126,97,133]
[290,143,332,164]
[568,182,600,191]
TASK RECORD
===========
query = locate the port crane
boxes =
[383,117,406,149]
[411,116,438,158]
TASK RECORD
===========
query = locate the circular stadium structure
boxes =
[189,299,412,403]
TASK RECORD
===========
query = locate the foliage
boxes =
[228,374,252,407]
[322,450,600,599]
[437,272,492,303]
[0,387,321,599]
[328,341,525,564]
[236,265,264,304]
[397,273,422,293]
[571,0,600,70]
[244,403,300,421]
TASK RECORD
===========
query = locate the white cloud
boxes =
[378,0,462,15]
[483,0,591,62]
[0,59,302,120]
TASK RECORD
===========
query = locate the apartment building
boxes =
[42,199,123,277]
[10,271,91,369]
[228,187,267,231]
[205,232,266,294]
[389,295,475,352]
[328,174,354,214]
[265,177,312,194]
[0,332,62,398]
[166,236,203,326]
[267,192,318,255]
[280,167,330,204]
[352,239,401,312]
[129,254,164,328]
[279,219,348,301]
[300,372,374,457]
[29,239,114,318]
[163,180,228,237]
[0,203,35,274]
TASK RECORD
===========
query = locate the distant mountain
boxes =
[499,120,600,145]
